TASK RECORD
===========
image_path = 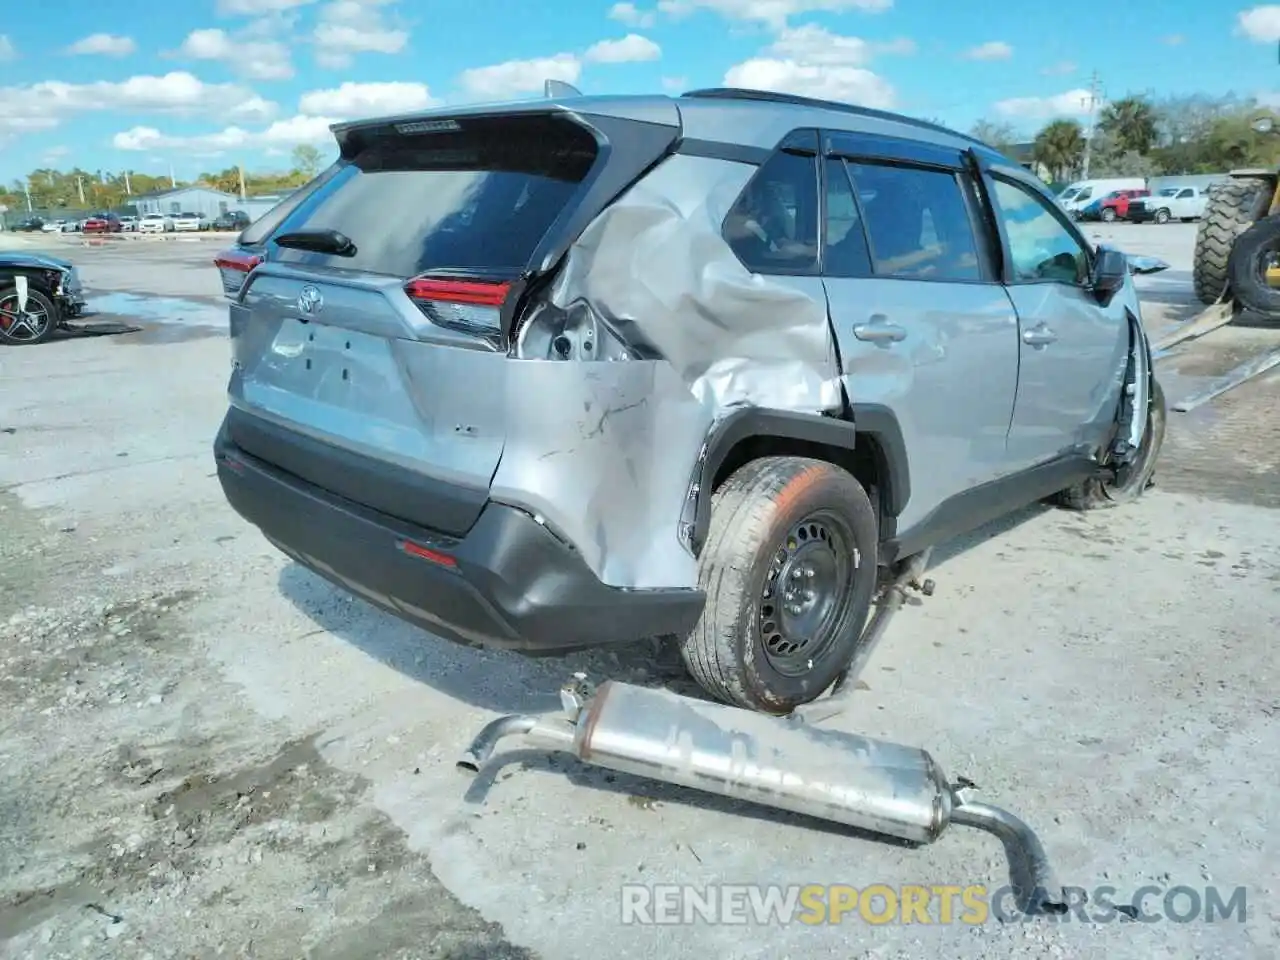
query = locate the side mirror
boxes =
[1091,246,1128,302]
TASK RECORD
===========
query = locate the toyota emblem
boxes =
[297,285,323,315]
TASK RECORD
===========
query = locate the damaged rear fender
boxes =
[683,404,911,557]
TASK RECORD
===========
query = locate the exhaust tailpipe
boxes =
[458,678,1067,915]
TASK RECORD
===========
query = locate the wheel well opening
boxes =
[711,433,889,527]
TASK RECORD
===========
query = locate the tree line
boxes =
[969,92,1280,184]
[0,145,325,217]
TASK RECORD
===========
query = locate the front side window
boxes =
[843,161,982,282]
[722,149,820,274]
[990,177,1090,285]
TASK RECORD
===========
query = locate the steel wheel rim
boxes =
[757,511,859,677]
[0,294,50,342]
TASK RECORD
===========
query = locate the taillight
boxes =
[404,276,510,337]
[214,249,262,298]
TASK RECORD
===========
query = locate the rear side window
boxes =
[844,162,982,282]
[722,149,820,274]
[267,114,599,278]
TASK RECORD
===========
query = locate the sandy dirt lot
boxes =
[0,225,1277,960]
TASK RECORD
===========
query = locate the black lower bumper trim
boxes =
[214,419,706,654]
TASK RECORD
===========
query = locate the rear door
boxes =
[220,110,655,537]
[982,166,1127,467]
[818,132,1020,533]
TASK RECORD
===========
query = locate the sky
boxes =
[1,0,1280,184]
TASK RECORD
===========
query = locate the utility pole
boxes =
[1080,70,1104,179]
[124,170,132,196]
[238,164,246,202]
[76,176,85,205]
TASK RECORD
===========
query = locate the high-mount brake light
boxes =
[214,249,263,298]
[403,276,511,336]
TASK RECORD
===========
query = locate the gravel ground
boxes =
[0,224,1277,960]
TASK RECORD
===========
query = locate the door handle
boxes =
[853,316,907,344]
[1022,324,1057,347]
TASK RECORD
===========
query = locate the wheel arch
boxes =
[687,404,910,556]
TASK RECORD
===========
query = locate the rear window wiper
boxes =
[273,228,357,257]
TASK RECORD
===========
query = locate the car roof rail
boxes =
[679,87,997,153]
[544,79,583,98]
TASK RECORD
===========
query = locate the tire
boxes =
[1154,208,1171,224]
[1224,214,1280,319]
[1054,378,1166,510]
[679,456,879,713]
[1101,208,1116,222]
[1193,176,1273,305]
[0,284,59,346]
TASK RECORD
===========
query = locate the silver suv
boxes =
[211,87,1165,715]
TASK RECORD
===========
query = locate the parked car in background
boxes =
[118,216,139,232]
[1056,177,1147,218]
[1077,188,1149,223]
[11,217,45,232]
[212,210,251,232]
[82,212,122,233]
[171,211,203,232]
[41,220,65,233]
[138,214,171,234]
[0,250,87,345]
[1127,185,1210,224]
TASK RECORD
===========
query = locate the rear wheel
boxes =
[1101,207,1117,223]
[1055,378,1166,510]
[1193,176,1273,305]
[1154,208,1171,224]
[679,456,878,713]
[0,285,59,346]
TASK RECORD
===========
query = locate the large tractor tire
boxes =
[1225,215,1280,320]
[1192,176,1273,305]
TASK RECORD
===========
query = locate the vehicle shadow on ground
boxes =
[276,499,1056,717]
[275,562,706,716]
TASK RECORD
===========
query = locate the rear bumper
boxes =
[1126,207,1154,222]
[213,415,706,654]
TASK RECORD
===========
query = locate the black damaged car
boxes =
[0,250,88,345]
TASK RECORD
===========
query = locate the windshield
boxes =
[1157,188,1178,196]
[1058,188,1080,202]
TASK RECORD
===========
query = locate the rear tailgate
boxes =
[220,105,680,538]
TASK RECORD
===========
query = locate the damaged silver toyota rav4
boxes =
[212,87,1165,715]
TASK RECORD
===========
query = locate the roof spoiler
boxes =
[544,79,583,98]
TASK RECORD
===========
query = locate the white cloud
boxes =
[0,36,15,60]
[1162,33,1185,46]
[298,81,437,116]
[0,72,277,139]
[178,28,295,80]
[67,34,137,57]
[962,41,1012,60]
[661,75,689,91]
[609,2,657,27]
[584,34,662,63]
[994,88,1092,120]
[113,115,338,152]
[1239,6,1280,41]
[657,0,891,29]
[720,23,896,107]
[217,0,318,13]
[724,59,895,107]
[1040,60,1076,76]
[459,54,582,99]
[313,0,409,68]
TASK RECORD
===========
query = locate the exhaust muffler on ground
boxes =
[457,677,1068,915]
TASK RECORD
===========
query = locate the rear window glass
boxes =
[267,115,598,278]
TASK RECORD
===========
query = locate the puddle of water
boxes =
[85,292,228,329]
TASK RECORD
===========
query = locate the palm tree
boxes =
[1099,96,1159,155]
[1032,119,1086,181]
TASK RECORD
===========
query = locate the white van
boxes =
[1056,178,1147,217]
